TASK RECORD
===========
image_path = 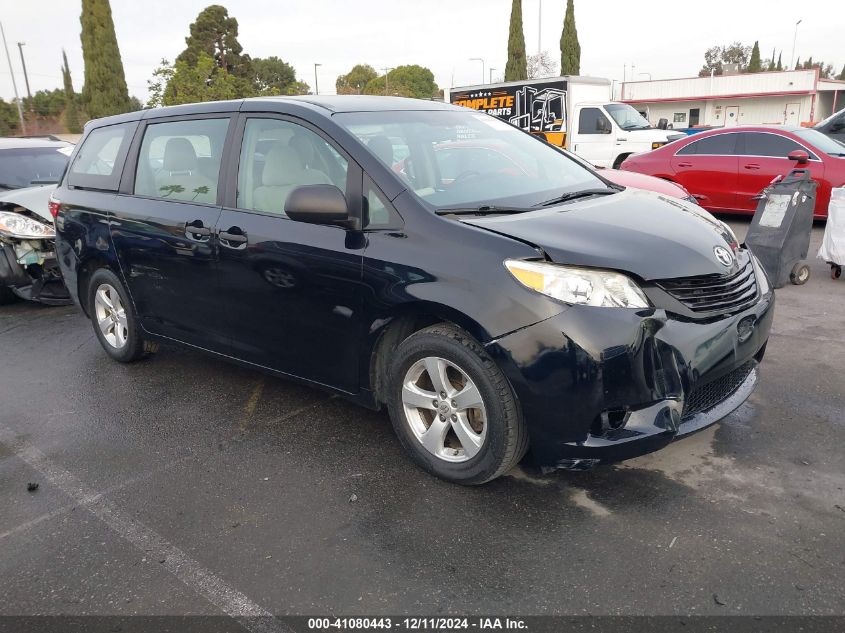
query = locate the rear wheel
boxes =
[832,264,842,280]
[612,153,631,169]
[87,268,149,363]
[387,324,528,485]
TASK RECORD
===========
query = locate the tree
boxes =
[176,5,251,78]
[698,42,751,76]
[363,65,438,98]
[252,57,297,94]
[160,53,244,106]
[527,51,558,79]
[839,64,845,80]
[766,48,776,71]
[559,0,580,75]
[699,46,723,76]
[721,42,751,70]
[80,0,132,118]
[777,52,783,71]
[504,0,527,81]
[0,100,19,136]
[747,41,762,73]
[336,64,378,95]
[61,50,82,133]
[795,56,801,70]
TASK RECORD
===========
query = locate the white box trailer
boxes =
[448,76,684,168]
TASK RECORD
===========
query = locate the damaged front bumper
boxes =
[0,238,71,305]
[486,286,774,469]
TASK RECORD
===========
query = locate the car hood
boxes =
[462,189,736,281]
[0,184,56,222]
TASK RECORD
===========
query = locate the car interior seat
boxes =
[253,144,331,214]
[153,138,216,203]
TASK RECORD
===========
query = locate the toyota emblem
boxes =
[714,246,733,267]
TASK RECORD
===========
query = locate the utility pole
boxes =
[538,0,542,55]
[0,22,25,134]
[313,63,321,95]
[381,67,393,95]
[17,41,31,101]
[790,19,802,69]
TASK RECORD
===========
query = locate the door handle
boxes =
[677,162,692,168]
[219,228,248,249]
[185,221,211,240]
[616,137,627,142]
[744,164,761,170]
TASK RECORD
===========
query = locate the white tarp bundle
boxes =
[818,187,845,265]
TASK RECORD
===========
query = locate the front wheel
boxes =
[387,324,528,485]
[87,268,150,363]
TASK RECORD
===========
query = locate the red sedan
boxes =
[620,126,845,218]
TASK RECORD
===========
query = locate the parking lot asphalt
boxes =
[1,220,843,622]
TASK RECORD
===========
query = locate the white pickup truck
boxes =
[449,75,684,168]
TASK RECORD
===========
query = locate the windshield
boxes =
[793,128,845,155]
[0,146,70,190]
[605,103,652,130]
[335,110,606,210]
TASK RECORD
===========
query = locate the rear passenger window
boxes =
[134,118,229,204]
[676,133,737,156]
[67,122,135,191]
[738,132,813,159]
[237,118,349,215]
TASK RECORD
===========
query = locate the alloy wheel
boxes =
[94,283,129,350]
[401,356,488,462]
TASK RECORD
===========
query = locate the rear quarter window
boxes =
[67,122,136,191]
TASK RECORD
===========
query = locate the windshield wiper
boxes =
[536,187,619,207]
[435,205,534,216]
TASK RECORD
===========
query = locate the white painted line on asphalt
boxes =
[0,427,292,633]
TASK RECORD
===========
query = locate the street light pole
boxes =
[0,22,25,134]
[469,58,485,84]
[17,41,31,101]
[790,19,802,69]
[313,63,322,95]
[489,67,496,83]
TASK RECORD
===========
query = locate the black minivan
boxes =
[53,96,774,484]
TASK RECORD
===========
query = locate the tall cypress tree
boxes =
[504,0,527,81]
[747,41,762,73]
[61,50,82,133]
[838,64,845,80]
[80,0,131,119]
[767,48,776,71]
[560,0,581,76]
[777,52,783,71]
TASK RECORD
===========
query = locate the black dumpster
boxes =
[745,168,817,288]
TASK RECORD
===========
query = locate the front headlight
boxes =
[0,212,55,239]
[505,260,650,308]
[719,220,739,246]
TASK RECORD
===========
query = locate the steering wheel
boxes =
[450,170,482,186]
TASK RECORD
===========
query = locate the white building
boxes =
[620,69,845,129]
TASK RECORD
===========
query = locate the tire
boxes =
[832,265,842,280]
[0,285,17,306]
[789,262,810,285]
[86,268,149,363]
[612,154,631,170]
[386,323,528,485]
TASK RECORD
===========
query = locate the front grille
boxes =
[682,361,755,420]
[656,255,758,315]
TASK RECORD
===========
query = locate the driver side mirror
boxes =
[285,184,360,230]
[787,150,809,165]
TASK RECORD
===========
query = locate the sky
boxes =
[1,0,842,104]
